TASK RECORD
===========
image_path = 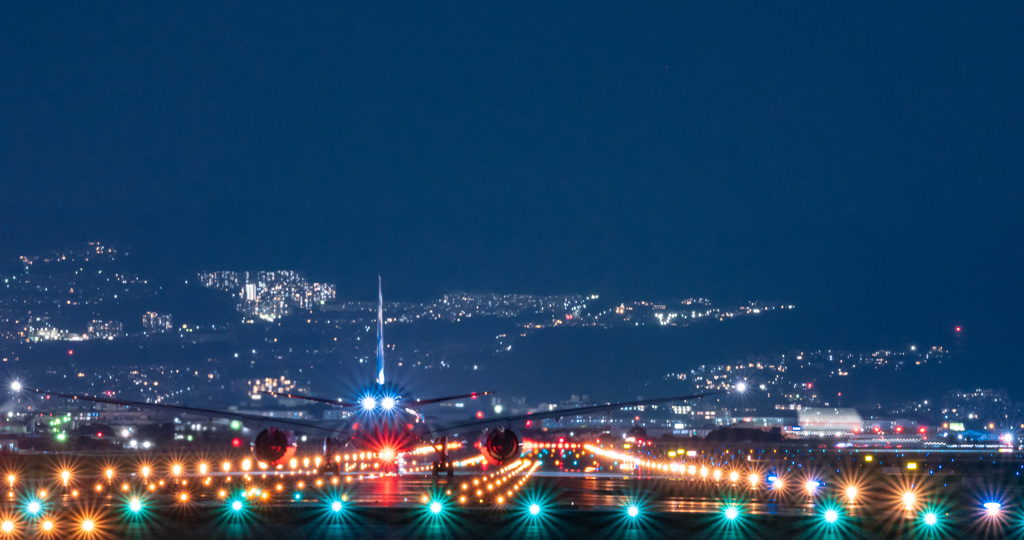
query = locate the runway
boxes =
[0,444,1018,538]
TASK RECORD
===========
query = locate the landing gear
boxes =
[431,436,454,487]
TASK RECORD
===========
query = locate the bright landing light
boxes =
[361,397,377,411]
[429,501,443,514]
[984,502,1002,516]
[824,509,839,523]
[735,382,747,393]
[924,512,938,526]
[725,507,739,520]
[331,501,342,512]
[626,505,640,518]
[10,381,20,392]
[380,397,396,410]
[529,504,541,516]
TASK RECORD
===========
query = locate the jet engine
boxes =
[479,427,521,466]
[251,427,297,466]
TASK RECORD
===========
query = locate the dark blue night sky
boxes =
[2,4,1022,368]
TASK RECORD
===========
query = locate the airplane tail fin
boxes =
[376,275,385,385]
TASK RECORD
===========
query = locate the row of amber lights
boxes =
[2,454,407,506]
[584,444,1000,516]
[402,455,486,474]
[586,444,779,487]
[449,459,540,505]
[7,454,390,488]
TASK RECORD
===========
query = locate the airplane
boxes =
[16,278,721,477]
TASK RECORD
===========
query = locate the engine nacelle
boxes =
[251,427,297,466]
[479,427,521,466]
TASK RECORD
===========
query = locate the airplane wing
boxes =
[259,391,360,407]
[24,388,340,434]
[427,391,722,435]
[261,390,497,408]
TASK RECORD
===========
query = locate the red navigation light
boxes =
[807,383,813,389]
[231,438,243,448]
[919,427,926,434]
[955,326,962,333]
[566,314,573,320]
[96,432,102,438]
[525,420,532,428]
[68,350,73,355]
[558,437,565,443]
[895,426,903,433]
[471,393,477,400]
[475,411,484,419]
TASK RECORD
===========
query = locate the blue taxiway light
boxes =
[231,500,243,512]
[26,500,42,515]
[128,498,142,513]
[429,501,443,514]
[724,507,739,520]
[823,509,839,524]
[924,512,938,526]
[529,503,541,516]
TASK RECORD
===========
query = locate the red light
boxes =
[919,427,926,434]
[558,437,564,443]
[231,438,242,448]
[566,314,573,320]
[895,426,903,433]
[955,326,962,333]
[807,383,813,389]
[96,432,102,438]
[471,393,477,400]
[475,411,484,419]
[68,350,73,355]
[525,420,532,428]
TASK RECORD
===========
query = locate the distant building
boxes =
[87,320,123,340]
[797,407,863,437]
[142,312,173,332]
